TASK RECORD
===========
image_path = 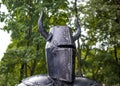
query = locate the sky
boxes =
[0,1,11,60]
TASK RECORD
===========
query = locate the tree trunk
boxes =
[30,60,37,76]
[24,63,28,77]
[113,0,119,64]
[30,44,39,76]
[19,63,25,83]
[114,46,118,64]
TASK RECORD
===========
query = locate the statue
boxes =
[17,10,101,86]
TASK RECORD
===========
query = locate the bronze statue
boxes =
[17,10,101,86]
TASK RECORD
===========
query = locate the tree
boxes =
[79,0,120,85]
[0,0,120,86]
[0,0,71,85]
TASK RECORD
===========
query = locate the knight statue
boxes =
[17,10,101,86]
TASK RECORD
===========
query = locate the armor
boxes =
[17,10,102,86]
[38,10,80,82]
[17,75,101,86]
[46,26,75,82]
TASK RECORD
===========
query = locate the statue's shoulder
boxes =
[74,77,102,86]
[17,75,54,86]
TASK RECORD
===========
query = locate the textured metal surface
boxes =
[17,75,101,86]
[17,10,101,86]
[45,26,75,82]
[74,77,102,86]
[38,10,81,83]
[38,10,49,39]
[17,75,54,86]
[38,10,81,42]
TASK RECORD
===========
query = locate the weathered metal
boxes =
[38,10,49,40]
[17,10,101,86]
[38,10,80,83]
[45,26,75,82]
[38,10,79,82]
[38,10,81,42]
[18,75,101,86]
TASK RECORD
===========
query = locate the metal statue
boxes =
[17,10,101,86]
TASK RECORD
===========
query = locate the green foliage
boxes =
[0,0,71,85]
[0,0,120,86]
[79,0,120,85]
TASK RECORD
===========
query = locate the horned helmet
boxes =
[38,10,81,82]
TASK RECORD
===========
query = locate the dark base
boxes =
[17,75,101,86]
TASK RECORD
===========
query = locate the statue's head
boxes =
[38,10,81,82]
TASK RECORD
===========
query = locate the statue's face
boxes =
[45,26,75,82]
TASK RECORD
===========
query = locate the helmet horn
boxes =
[38,10,49,40]
[73,18,81,41]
